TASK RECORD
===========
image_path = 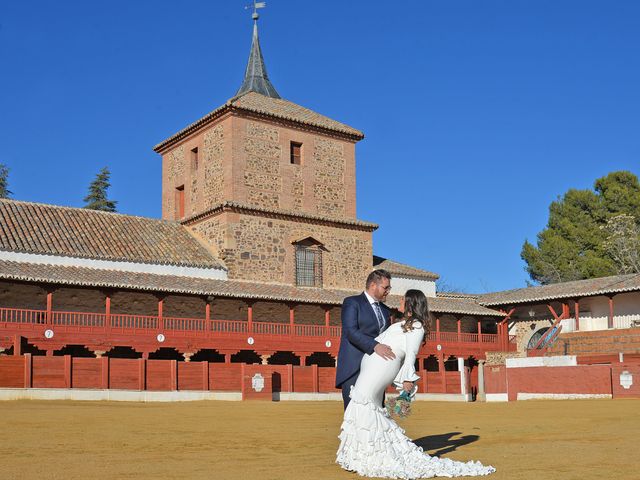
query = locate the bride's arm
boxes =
[393,326,423,394]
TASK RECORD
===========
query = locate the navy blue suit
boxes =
[335,293,390,409]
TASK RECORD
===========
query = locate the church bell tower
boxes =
[153,7,376,290]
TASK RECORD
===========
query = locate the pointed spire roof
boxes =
[235,17,280,99]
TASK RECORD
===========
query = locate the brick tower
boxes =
[153,12,376,290]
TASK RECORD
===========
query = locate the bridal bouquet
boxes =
[385,390,412,418]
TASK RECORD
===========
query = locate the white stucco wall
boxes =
[391,277,436,297]
[574,292,640,331]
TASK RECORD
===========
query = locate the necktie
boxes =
[373,302,385,331]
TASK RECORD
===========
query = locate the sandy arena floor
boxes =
[2,398,639,480]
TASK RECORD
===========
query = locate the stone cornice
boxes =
[180,201,378,232]
[154,103,363,155]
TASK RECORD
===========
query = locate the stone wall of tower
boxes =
[161,113,358,222]
[189,211,372,290]
[161,116,233,220]
[230,116,357,220]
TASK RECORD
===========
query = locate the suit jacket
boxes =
[335,292,390,388]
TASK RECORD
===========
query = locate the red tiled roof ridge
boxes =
[153,91,364,153]
[0,199,224,269]
[0,198,172,224]
[181,200,379,230]
[478,273,640,306]
[372,255,439,280]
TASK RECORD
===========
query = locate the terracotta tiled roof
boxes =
[478,274,640,306]
[182,201,378,231]
[437,292,480,299]
[0,259,354,305]
[373,256,439,280]
[0,199,223,269]
[0,259,504,317]
[386,294,504,317]
[153,91,364,153]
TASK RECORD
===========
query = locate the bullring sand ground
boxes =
[2,399,639,480]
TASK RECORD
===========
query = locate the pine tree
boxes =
[0,163,11,199]
[522,171,640,284]
[84,167,117,212]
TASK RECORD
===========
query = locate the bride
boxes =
[336,289,495,478]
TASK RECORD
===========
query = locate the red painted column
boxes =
[437,352,446,393]
[299,354,307,367]
[101,357,109,389]
[13,335,22,356]
[325,307,330,328]
[64,355,72,388]
[170,360,178,391]
[225,353,232,364]
[24,353,32,388]
[205,303,210,322]
[456,318,461,342]
[436,317,441,343]
[574,300,580,331]
[247,302,254,334]
[312,364,319,392]
[157,298,164,331]
[477,320,482,343]
[289,304,295,337]
[45,291,53,325]
[105,294,111,329]
[202,361,209,391]
[608,296,615,329]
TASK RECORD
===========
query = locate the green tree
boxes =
[602,214,640,274]
[522,171,640,284]
[84,167,117,212]
[0,163,11,199]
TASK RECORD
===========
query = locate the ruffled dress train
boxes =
[336,322,495,479]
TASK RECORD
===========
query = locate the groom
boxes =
[335,269,395,410]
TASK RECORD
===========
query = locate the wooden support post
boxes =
[13,335,22,356]
[247,302,254,333]
[101,357,109,389]
[105,294,111,329]
[457,318,461,342]
[64,355,72,388]
[157,297,164,331]
[574,300,580,331]
[436,317,441,343]
[224,353,232,364]
[138,358,146,391]
[437,352,446,393]
[24,353,32,388]
[171,360,178,391]
[312,364,319,392]
[289,304,295,336]
[299,353,307,367]
[205,303,211,322]
[46,291,53,325]
[202,361,209,391]
[608,295,615,329]
[477,320,482,343]
[287,364,294,393]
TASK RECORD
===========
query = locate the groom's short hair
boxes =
[366,269,391,288]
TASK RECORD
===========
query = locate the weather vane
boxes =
[245,1,267,21]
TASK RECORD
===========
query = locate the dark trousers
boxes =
[340,370,360,411]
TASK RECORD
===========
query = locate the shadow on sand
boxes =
[413,432,480,457]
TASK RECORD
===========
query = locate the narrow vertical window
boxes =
[175,185,185,219]
[290,141,302,165]
[191,147,199,171]
[294,238,324,287]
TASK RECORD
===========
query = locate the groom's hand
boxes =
[374,343,395,360]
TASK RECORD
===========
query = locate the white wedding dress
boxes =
[336,321,495,479]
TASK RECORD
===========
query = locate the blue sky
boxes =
[1,1,638,293]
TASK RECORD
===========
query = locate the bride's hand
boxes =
[402,381,414,393]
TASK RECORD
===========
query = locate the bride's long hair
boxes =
[401,289,431,340]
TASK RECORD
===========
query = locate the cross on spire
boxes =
[235,1,281,99]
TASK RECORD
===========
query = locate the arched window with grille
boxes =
[293,237,325,287]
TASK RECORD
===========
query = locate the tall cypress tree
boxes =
[0,163,11,199]
[84,167,117,212]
